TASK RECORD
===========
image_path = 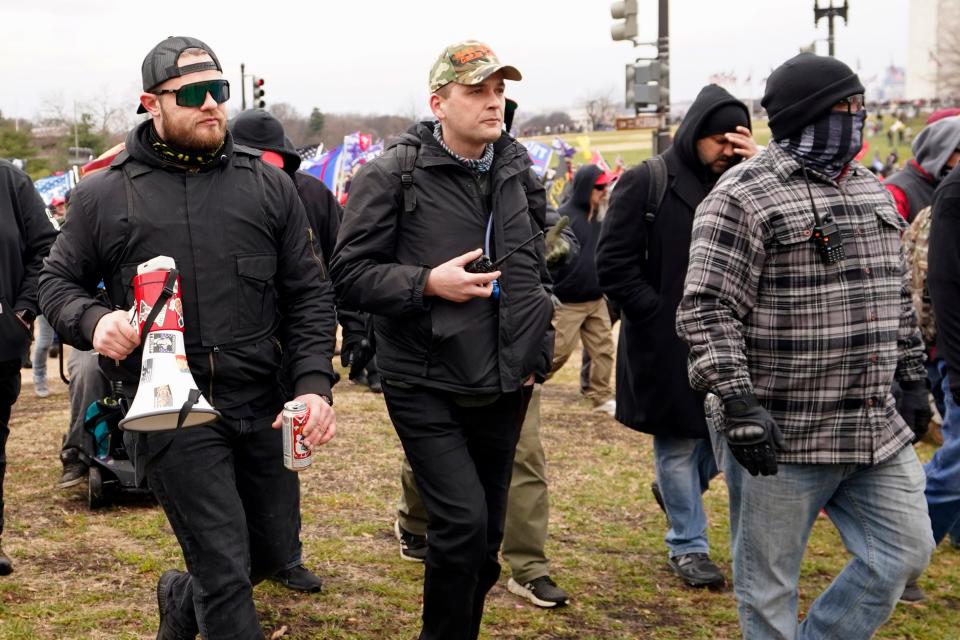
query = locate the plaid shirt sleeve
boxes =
[676,182,760,401]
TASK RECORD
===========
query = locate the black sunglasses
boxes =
[153,79,230,108]
[593,183,608,191]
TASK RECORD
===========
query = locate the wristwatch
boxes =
[320,395,333,407]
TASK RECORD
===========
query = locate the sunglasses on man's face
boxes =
[153,79,230,108]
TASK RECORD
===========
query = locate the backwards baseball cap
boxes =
[429,40,521,93]
[138,36,222,113]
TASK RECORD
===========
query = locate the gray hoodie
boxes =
[885,117,960,221]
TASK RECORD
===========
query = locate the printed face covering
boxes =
[777,110,866,178]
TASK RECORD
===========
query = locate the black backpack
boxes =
[641,154,669,226]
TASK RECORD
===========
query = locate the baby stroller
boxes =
[60,353,152,509]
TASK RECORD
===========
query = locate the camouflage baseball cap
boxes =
[429,41,522,93]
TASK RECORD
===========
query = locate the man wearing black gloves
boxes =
[0,159,58,575]
[597,84,757,589]
[927,165,960,552]
[677,53,934,638]
[331,40,553,640]
[39,37,337,639]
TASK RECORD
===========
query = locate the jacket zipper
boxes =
[208,346,219,405]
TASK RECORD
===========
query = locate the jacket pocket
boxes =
[0,295,30,358]
[236,254,277,334]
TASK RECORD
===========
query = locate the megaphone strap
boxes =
[144,387,203,474]
[139,268,179,345]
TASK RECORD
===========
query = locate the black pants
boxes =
[0,359,22,537]
[143,412,298,639]
[383,382,531,640]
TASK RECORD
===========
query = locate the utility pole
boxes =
[612,0,671,154]
[240,63,247,111]
[814,0,848,57]
[655,0,670,153]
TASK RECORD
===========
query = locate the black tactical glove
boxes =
[723,394,785,477]
[340,336,373,379]
[897,379,932,443]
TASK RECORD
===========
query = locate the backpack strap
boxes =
[642,155,668,225]
[396,137,419,215]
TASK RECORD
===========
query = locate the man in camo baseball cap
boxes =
[428,40,521,93]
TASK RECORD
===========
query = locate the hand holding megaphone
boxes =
[93,309,141,361]
[271,393,337,448]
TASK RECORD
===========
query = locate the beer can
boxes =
[282,400,313,471]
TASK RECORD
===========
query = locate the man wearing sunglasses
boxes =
[677,52,934,638]
[39,36,338,639]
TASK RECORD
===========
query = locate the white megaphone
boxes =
[118,256,221,432]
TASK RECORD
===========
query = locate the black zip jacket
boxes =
[0,160,58,361]
[929,164,960,400]
[38,121,336,411]
[330,121,554,394]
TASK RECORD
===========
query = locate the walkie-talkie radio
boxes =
[801,160,846,266]
[811,215,845,265]
[464,230,544,274]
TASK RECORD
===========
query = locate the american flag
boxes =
[297,144,322,161]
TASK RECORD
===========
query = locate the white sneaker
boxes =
[34,383,50,398]
[592,399,616,416]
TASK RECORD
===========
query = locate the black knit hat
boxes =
[761,53,865,140]
[229,110,301,174]
[698,103,751,139]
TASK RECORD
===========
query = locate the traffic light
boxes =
[253,76,266,108]
[610,0,638,42]
[626,60,669,109]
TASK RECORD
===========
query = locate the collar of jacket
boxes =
[661,147,715,214]
[114,119,241,174]
[414,123,531,182]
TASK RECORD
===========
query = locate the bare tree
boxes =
[583,89,618,130]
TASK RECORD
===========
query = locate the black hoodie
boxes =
[39,120,337,409]
[553,164,604,303]
[596,84,750,439]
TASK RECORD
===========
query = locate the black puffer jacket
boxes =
[39,121,337,411]
[0,160,58,361]
[331,121,554,395]
[597,84,750,438]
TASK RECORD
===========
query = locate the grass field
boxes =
[0,348,958,639]
[520,114,925,171]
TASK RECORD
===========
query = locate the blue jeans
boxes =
[31,315,55,385]
[653,435,718,557]
[925,362,960,543]
[710,425,933,640]
[145,413,298,640]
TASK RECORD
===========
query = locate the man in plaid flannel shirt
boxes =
[677,53,935,639]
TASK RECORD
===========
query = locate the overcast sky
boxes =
[0,0,908,123]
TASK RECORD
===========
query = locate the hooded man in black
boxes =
[549,164,616,414]
[596,84,756,588]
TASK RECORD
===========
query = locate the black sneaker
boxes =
[156,569,183,640]
[651,482,671,529]
[900,580,926,604]
[0,539,12,576]
[58,449,88,489]
[668,553,725,588]
[271,564,323,593]
[394,519,427,562]
[368,373,383,394]
[507,576,569,608]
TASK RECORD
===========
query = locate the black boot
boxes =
[0,539,13,575]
